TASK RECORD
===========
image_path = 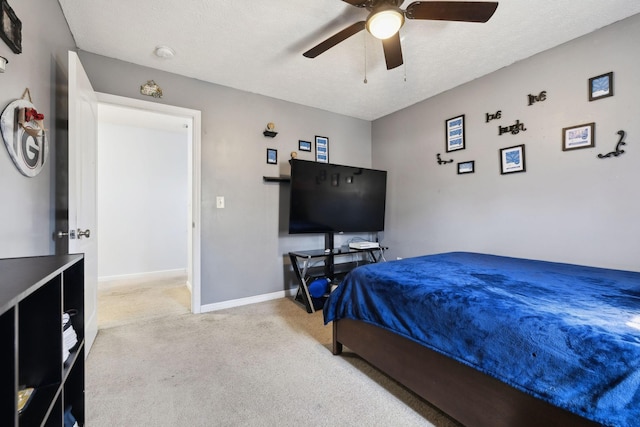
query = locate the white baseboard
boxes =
[99,268,187,284]
[200,288,297,313]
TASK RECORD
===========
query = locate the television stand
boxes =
[289,246,386,313]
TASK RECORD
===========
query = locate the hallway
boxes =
[97,274,190,329]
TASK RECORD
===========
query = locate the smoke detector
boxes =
[154,46,175,59]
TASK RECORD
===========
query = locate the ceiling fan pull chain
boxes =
[363,33,368,84]
[403,62,407,82]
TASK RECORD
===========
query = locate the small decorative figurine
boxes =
[140,80,163,98]
[263,122,277,137]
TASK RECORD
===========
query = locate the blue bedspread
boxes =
[323,252,640,426]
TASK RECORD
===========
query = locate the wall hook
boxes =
[436,153,454,165]
[597,130,627,159]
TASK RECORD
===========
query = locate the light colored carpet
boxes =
[97,273,191,329]
[87,280,461,426]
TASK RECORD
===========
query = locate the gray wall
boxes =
[373,14,640,272]
[76,51,372,304]
[0,1,75,258]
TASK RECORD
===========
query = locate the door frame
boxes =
[96,92,202,313]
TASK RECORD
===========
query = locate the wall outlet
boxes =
[216,196,225,209]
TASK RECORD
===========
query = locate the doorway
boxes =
[95,93,202,318]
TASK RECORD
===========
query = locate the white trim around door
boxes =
[95,92,203,313]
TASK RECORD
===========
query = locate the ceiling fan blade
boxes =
[405,1,499,23]
[303,21,366,58]
[341,0,368,7]
[382,32,403,70]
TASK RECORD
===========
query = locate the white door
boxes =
[68,51,98,354]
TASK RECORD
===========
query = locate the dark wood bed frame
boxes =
[333,319,600,427]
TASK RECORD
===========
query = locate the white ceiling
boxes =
[59,0,640,121]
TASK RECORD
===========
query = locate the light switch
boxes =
[216,196,225,209]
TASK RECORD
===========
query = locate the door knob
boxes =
[77,229,91,239]
[57,230,77,239]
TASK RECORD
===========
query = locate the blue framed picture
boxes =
[315,136,329,163]
[445,115,465,152]
[299,140,312,152]
[266,148,277,164]
[500,144,526,175]
[589,72,613,101]
[457,161,475,175]
[562,122,595,151]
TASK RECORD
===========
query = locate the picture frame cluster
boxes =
[265,135,330,165]
[442,71,615,176]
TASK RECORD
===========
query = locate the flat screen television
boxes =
[288,159,387,234]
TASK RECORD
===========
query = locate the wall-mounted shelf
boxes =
[263,176,290,183]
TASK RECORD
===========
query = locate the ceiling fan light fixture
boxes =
[367,7,404,40]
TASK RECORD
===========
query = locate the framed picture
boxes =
[457,161,475,175]
[298,140,312,152]
[315,136,329,163]
[589,72,613,101]
[0,0,21,54]
[562,123,595,151]
[445,115,465,152]
[500,144,526,175]
[266,148,277,164]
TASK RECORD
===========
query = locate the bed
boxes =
[323,252,640,427]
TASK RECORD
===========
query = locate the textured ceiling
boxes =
[58,0,640,121]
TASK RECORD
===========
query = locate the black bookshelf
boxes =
[0,254,85,426]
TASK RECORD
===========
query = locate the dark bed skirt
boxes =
[332,319,600,427]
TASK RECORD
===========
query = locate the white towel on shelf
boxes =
[62,312,78,362]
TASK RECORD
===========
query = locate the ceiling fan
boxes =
[303,1,499,70]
